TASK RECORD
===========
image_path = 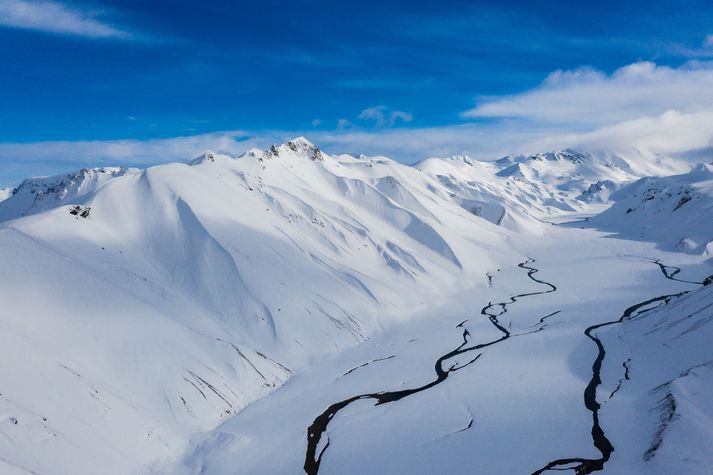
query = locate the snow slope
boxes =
[0,138,512,475]
[415,149,688,232]
[0,187,12,202]
[163,227,713,475]
[0,138,710,475]
[588,163,713,254]
[601,279,713,474]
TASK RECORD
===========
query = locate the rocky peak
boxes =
[257,137,325,162]
[530,149,589,164]
[189,151,218,166]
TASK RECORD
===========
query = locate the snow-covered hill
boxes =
[601,278,713,474]
[0,138,710,475]
[0,167,136,222]
[163,234,713,475]
[588,163,713,254]
[0,138,513,475]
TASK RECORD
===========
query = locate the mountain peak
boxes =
[530,149,589,164]
[691,162,713,175]
[246,137,325,162]
[189,151,219,165]
[283,137,324,161]
[188,150,236,166]
[287,136,316,149]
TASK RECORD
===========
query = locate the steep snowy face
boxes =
[589,163,713,254]
[577,180,622,203]
[0,187,12,202]
[601,280,713,472]
[415,148,691,232]
[0,139,510,475]
[497,149,636,193]
[0,166,136,222]
[187,150,232,165]
[414,155,540,233]
[417,150,626,232]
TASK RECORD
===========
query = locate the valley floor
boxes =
[161,223,713,475]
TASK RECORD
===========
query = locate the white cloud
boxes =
[0,0,127,38]
[358,106,413,127]
[358,106,387,126]
[0,131,256,167]
[705,34,713,48]
[463,61,713,126]
[451,60,713,163]
[389,110,413,125]
[524,110,713,156]
[0,131,265,185]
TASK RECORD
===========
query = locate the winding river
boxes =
[304,258,557,474]
[531,260,700,474]
[303,257,701,474]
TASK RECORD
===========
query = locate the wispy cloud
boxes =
[358,106,388,126]
[0,0,128,38]
[389,110,413,125]
[358,106,413,126]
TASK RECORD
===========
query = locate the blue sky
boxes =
[2,0,713,184]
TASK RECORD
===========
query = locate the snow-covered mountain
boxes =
[589,163,713,254]
[0,138,710,475]
[0,167,136,222]
[414,148,687,232]
[0,138,513,474]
